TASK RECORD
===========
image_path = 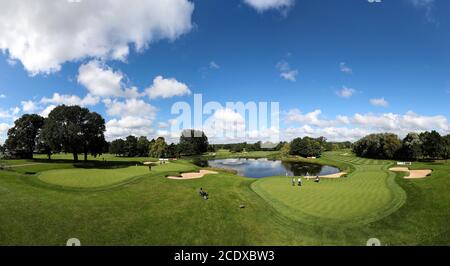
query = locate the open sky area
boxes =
[0,0,449,144]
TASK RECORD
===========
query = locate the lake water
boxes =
[195,158,340,178]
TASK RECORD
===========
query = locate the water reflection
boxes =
[194,158,340,178]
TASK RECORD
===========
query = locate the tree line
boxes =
[352,131,450,160]
[4,105,106,161]
[2,105,210,160]
[108,129,208,158]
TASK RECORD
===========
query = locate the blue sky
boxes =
[0,0,449,143]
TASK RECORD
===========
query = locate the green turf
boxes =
[251,153,405,225]
[0,151,449,245]
[37,166,150,188]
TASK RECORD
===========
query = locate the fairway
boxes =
[251,153,406,225]
[37,161,198,188]
[38,166,150,188]
[0,151,449,245]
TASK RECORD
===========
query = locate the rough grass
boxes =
[0,151,449,245]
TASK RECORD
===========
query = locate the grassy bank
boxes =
[0,151,448,245]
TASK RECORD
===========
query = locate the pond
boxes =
[194,158,340,178]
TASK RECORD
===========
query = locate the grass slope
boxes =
[0,152,448,245]
[251,152,406,226]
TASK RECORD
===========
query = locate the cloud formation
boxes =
[77,61,125,98]
[244,0,295,12]
[41,93,99,107]
[339,62,353,74]
[284,108,450,141]
[276,60,298,82]
[370,98,389,107]
[0,0,194,74]
[145,76,191,99]
[336,87,356,98]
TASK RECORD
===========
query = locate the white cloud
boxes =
[103,98,157,140]
[145,76,191,99]
[40,105,57,118]
[158,122,170,129]
[339,62,353,74]
[409,0,434,7]
[336,86,355,98]
[283,126,371,142]
[209,61,220,69]
[104,98,157,119]
[77,61,125,98]
[276,60,298,82]
[0,94,6,99]
[123,87,144,99]
[244,0,295,12]
[0,0,194,75]
[370,98,389,107]
[41,93,99,107]
[105,116,155,140]
[203,108,246,141]
[407,0,436,23]
[21,100,38,113]
[0,123,12,144]
[285,109,345,127]
[282,109,450,142]
[352,111,449,133]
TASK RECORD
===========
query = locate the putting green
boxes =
[37,166,150,188]
[251,153,406,225]
[36,161,198,189]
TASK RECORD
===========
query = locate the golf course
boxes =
[0,151,448,246]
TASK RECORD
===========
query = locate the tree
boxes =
[420,131,444,160]
[40,105,106,162]
[166,143,178,158]
[443,134,450,160]
[289,137,322,157]
[124,135,138,157]
[400,133,423,160]
[36,131,53,160]
[280,142,290,156]
[5,114,45,159]
[381,133,402,159]
[352,133,401,159]
[179,129,209,155]
[150,137,168,158]
[109,139,126,156]
[176,141,195,157]
[137,136,150,157]
[81,111,106,161]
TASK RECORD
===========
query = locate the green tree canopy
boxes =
[137,136,150,157]
[420,131,444,160]
[179,129,208,155]
[40,105,106,161]
[109,139,126,156]
[5,114,45,159]
[124,135,138,157]
[150,137,168,158]
[353,133,402,159]
[400,132,423,160]
[289,137,323,157]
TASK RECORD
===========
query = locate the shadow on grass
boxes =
[30,158,143,170]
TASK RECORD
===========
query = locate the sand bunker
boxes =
[167,170,218,180]
[303,172,347,179]
[320,172,347,178]
[389,167,432,179]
